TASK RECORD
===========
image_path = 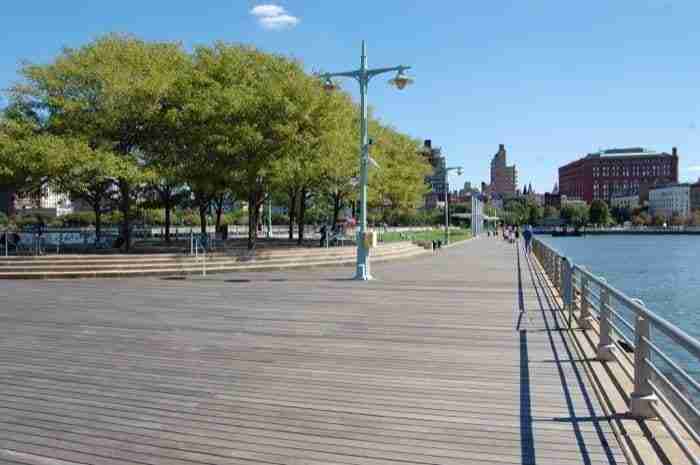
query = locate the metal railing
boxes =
[532,237,700,464]
[189,232,207,276]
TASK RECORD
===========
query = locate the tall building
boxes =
[421,139,447,209]
[649,184,690,219]
[489,144,517,196]
[559,147,679,203]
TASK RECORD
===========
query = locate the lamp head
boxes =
[457,168,463,176]
[389,68,414,90]
[323,77,337,92]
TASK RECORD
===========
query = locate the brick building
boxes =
[558,147,679,203]
[489,144,517,197]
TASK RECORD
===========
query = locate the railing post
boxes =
[630,311,658,418]
[597,287,615,361]
[561,257,573,327]
[579,271,594,330]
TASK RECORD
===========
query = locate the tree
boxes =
[52,148,123,245]
[13,34,189,251]
[526,203,544,226]
[589,200,610,226]
[652,214,666,227]
[611,206,632,225]
[670,213,686,226]
[368,121,431,219]
[560,204,589,228]
[691,210,700,226]
[544,206,560,221]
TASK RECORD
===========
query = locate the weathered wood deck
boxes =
[0,238,627,464]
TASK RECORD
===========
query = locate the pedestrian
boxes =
[523,225,533,254]
[319,224,327,248]
[432,239,437,254]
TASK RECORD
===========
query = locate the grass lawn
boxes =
[380,228,471,244]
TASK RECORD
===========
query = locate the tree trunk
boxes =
[215,194,224,232]
[297,188,307,245]
[247,190,258,250]
[164,201,171,243]
[288,190,297,240]
[93,203,102,246]
[118,179,131,252]
[333,192,342,225]
[199,203,207,236]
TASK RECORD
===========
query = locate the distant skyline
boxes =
[1,1,698,192]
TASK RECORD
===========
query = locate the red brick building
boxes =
[558,147,679,203]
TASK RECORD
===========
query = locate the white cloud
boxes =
[688,165,700,172]
[250,4,285,17]
[250,4,300,30]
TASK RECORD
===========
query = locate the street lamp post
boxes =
[442,166,463,245]
[266,194,273,239]
[320,41,413,281]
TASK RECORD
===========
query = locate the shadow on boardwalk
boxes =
[517,243,620,465]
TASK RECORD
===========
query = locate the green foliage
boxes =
[589,200,610,226]
[611,206,632,224]
[3,34,431,247]
[59,211,97,227]
[560,204,589,228]
[651,214,665,226]
[220,211,246,226]
[0,212,8,226]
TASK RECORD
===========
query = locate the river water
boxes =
[540,234,700,400]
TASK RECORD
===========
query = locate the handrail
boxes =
[532,237,699,462]
[574,263,700,361]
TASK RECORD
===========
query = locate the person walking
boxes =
[523,225,533,254]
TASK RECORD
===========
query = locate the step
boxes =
[0,246,426,279]
[0,244,418,271]
[0,242,414,264]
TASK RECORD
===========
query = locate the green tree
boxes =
[611,206,632,225]
[13,34,188,250]
[589,199,610,226]
[52,148,124,244]
[560,204,589,228]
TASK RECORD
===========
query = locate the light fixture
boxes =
[389,68,414,90]
[323,77,337,92]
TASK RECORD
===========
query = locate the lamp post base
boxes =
[353,262,373,281]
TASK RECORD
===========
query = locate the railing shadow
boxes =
[518,244,620,465]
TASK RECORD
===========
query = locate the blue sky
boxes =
[1,0,699,192]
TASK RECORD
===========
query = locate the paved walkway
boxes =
[0,238,626,464]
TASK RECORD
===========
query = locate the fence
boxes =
[533,237,700,464]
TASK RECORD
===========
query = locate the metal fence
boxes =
[533,237,700,464]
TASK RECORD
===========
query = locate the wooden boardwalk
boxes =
[0,238,627,464]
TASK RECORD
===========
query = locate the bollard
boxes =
[579,273,594,330]
[597,287,616,361]
[630,312,658,418]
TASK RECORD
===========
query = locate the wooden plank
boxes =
[0,238,628,464]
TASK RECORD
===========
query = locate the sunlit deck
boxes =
[0,238,629,464]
